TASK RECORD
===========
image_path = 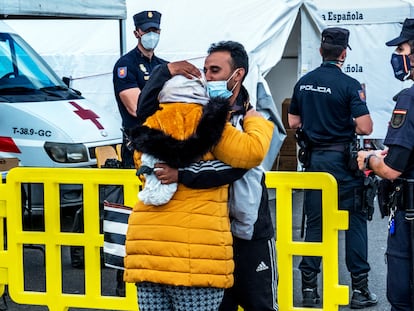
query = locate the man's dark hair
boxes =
[208,41,249,80]
[320,43,344,61]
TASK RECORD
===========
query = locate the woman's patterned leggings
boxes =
[137,282,224,311]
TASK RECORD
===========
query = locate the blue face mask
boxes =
[207,80,233,99]
[141,32,160,50]
[207,70,239,99]
[390,53,411,81]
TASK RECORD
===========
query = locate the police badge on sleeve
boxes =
[117,67,127,79]
[390,108,407,128]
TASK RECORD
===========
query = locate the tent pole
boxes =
[119,19,126,57]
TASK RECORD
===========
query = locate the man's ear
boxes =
[340,49,347,61]
[235,68,246,82]
[134,30,140,39]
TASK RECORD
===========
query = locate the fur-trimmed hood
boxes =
[129,97,230,168]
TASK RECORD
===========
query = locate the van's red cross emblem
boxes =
[69,101,104,129]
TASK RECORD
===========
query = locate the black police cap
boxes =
[321,27,351,50]
[133,11,161,31]
[386,18,414,46]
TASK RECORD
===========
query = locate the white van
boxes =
[0,21,122,208]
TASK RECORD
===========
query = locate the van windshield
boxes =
[0,32,82,101]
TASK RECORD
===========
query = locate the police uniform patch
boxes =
[117,67,127,78]
[390,108,407,128]
[358,89,366,102]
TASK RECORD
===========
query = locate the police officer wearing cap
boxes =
[357,18,414,311]
[111,10,167,297]
[112,10,167,168]
[288,27,377,309]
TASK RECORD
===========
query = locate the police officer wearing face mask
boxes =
[111,10,167,297]
[112,10,167,169]
[288,27,376,309]
[357,18,414,311]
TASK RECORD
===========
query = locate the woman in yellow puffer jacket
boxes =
[125,73,273,311]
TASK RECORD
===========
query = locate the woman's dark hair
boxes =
[208,41,249,80]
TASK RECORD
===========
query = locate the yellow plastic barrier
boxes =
[0,168,348,311]
[3,167,139,311]
[266,171,349,311]
[0,181,7,297]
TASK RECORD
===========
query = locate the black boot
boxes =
[301,271,320,307]
[350,273,378,309]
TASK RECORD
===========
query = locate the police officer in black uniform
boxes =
[288,27,377,309]
[111,10,167,296]
[357,18,414,311]
[113,10,167,168]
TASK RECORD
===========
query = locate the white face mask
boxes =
[140,32,160,50]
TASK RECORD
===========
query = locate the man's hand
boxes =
[357,150,371,171]
[167,61,201,79]
[154,163,178,184]
[357,149,386,171]
[245,108,263,118]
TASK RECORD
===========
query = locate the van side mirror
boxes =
[62,76,71,87]
[62,76,82,96]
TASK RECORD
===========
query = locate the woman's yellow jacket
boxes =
[125,100,273,288]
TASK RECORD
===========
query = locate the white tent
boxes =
[297,0,414,138]
[3,0,414,138]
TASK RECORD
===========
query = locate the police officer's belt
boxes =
[312,143,348,152]
[392,178,414,211]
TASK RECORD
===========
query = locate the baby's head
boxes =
[158,70,209,105]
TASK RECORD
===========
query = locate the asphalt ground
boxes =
[1,191,390,311]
